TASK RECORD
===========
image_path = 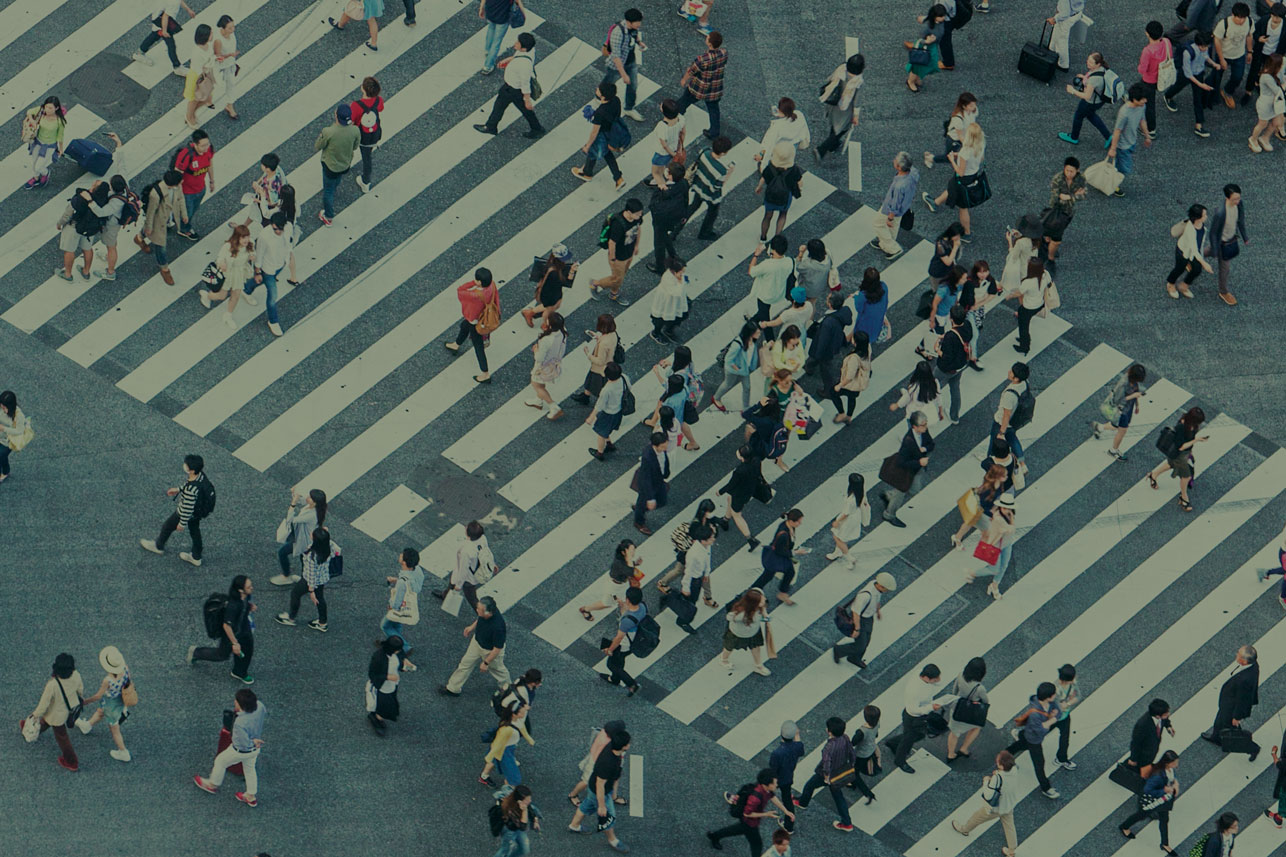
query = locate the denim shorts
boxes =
[577,793,616,829]
[764,198,792,214]
[651,152,672,166]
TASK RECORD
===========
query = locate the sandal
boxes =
[703,596,719,609]
[1146,473,1158,490]
[578,607,594,621]
[613,796,628,806]
[1178,498,1193,512]
[568,795,580,808]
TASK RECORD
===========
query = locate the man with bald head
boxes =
[1202,645,1260,760]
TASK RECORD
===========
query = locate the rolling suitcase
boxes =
[1018,23,1059,83]
[65,138,113,176]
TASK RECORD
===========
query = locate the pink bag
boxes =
[973,540,1000,566]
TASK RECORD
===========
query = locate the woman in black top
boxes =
[750,509,807,605]
[756,142,804,242]
[959,259,998,370]
[718,445,765,548]
[1145,406,1208,512]
[572,81,625,188]
[522,244,577,328]
[927,224,964,287]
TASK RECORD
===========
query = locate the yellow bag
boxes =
[8,422,33,452]
[957,488,981,527]
[182,70,199,101]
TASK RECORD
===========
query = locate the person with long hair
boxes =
[766,325,805,391]
[925,93,978,171]
[573,314,620,405]
[713,321,762,413]
[751,509,808,605]
[891,360,944,426]
[1092,363,1146,461]
[924,124,987,240]
[966,492,1017,600]
[755,97,811,171]
[1250,54,1285,152]
[364,636,401,734]
[828,473,871,564]
[649,256,690,344]
[959,260,997,370]
[832,332,872,424]
[905,5,948,93]
[183,24,216,129]
[657,499,719,595]
[817,54,865,161]
[522,245,577,328]
[1164,203,1214,299]
[22,96,66,189]
[1118,749,1180,852]
[755,142,804,241]
[525,313,568,420]
[272,488,328,586]
[946,657,989,761]
[719,588,775,675]
[579,539,643,622]
[851,267,890,349]
[22,652,83,771]
[743,396,790,473]
[649,345,702,450]
[481,702,534,788]
[200,224,257,325]
[926,223,964,289]
[0,390,29,483]
[133,0,195,72]
[951,751,1019,856]
[1007,258,1052,355]
[74,646,134,763]
[275,528,334,632]
[1146,406,1208,511]
[189,575,256,684]
[278,185,302,286]
[953,463,1007,547]
[999,226,1035,296]
[718,445,765,549]
[493,784,542,856]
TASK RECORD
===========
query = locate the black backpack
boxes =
[356,97,383,145]
[729,782,756,818]
[139,181,162,218]
[953,0,974,29]
[202,593,229,638]
[111,189,142,226]
[624,605,660,657]
[491,681,524,717]
[488,801,507,837]
[764,167,792,206]
[619,378,636,416]
[69,191,104,237]
[194,475,216,518]
[1011,384,1036,430]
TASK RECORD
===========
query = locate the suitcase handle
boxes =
[1039,21,1051,48]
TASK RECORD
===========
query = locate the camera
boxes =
[1072,74,1086,91]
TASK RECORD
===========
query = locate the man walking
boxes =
[140,453,213,567]
[315,104,359,227]
[474,33,546,139]
[990,362,1031,472]
[1126,698,1175,772]
[794,716,858,831]
[173,130,215,240]
[632,431,670,535]
[1202,183,1249,306]
[647,162,689,274]
[590,199,644,305]
[1203,644,1261,759]
[708,769,788,851]
[193,688,265,808]
[871,153,919,260]
[881,411,934,528]
[188,575,256,685]
[892,664,945,774]
[602,9,646,121]
[602,587,646,696]
[569,730,632,852]
[933,304,971,425]
[832,572,897,669]
[479,0,525,74]
[809,292,852,416]
[244,211,290,336]
[769,720,805,830]
[1006,681,1063,799]
[676,31,727,139]
[687,135,734,240]
[1106,83,1151,197]
[382,548,426,669]
[439,596,511,697]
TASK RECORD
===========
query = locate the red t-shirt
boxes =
[350,96,385,144]
[176,144,216,195]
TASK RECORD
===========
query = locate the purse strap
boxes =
[54,675,78,712]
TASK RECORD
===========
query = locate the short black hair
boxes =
[605,362,623,381]
[235,688,258,712]
[191,129,209,144]
[599,80,617,100]
[626,587,643,605]
[466,520,485,540]
[517,32,535,51]
[53,653,75,679]
[475,267,493,286]
[757,768,776,786]
[1145,20,1164,39]
[624,198,644,214]
[1011,362,1030,382]
[1128,81,1149,102]
[768,235,788,255]
[712,135,733,155]
[1224,183,1242,198]
[624,8,643,23]
[1036,681,1057,701]
[691,523,713,541]
[401,547,420,567]
[962,657,987,683]
[611,730,632,750]
[261,153,280,171]
[650,431,666,447]
[661,98,679,120]
[1231,2,1250,14]
[163,169,183,186]
[1058,663,1076,681]
[921,663,941,680]
[1217,812,1239,833]
[1064,156,1080,170]
[270,210,288,229]
[825,716,846,737]
[1147,698,1170,718]
[184,454,204,474]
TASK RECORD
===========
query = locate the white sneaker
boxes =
[622,109,644,121]
[240,291,258,306]
[223,312,236,328]
[179,552,202,567]
[199,289,211,308]
[269,574,297,586]
[267,322,283,336]
[1057,760,1077,771]
[826,549,844,561]
[132,50,154,66]
[1042,788,1060,799]
[172,66,188,77]
[274,612,297,626]
[110,749,132,762]
[74,718,93,735]
[752,664,772,676]
[139,538,163,555]
[356,176,370,193]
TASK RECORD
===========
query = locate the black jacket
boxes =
[635,445,671,503]
[1128,713,1169,768]
[1202,201,1250,255]
[649,179,690,225]
[808,306,852,363]
[896,429,935,474]
[1201,829,1235,857]
[1214,662,1259,725]
[1252,12,1286,60]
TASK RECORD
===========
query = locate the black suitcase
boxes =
[1219,726,1259,755]
[1018,23,1060,83]
[1109,761,1145,794]
[662,590,698,626]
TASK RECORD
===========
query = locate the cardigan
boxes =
[33,672,85,727]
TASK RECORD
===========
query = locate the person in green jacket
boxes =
[315,104,360,226]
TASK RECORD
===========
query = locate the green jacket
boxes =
[315,123,360,174]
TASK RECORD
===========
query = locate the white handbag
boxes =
[275,516,291,545]
[440,587,464,617]
[385,589,420,626]
[21,716,40,743]
[1083,158,1123,196]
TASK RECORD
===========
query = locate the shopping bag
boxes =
[1084,158,1123,196]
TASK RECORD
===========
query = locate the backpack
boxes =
[729,782,756,818]
[764,167,792,206]
[356,97,383,144]
[1186,833,1210,857]
[202,592,229,638]
[606,117,631,152]
[624,605,660,657]
[193,475,216,518]
[1156,425,1179,458]
[139,181,162,217]
[619,378,636,416]
[491,681,525,717]
[69,192,104,237]
[1096,68,1127,105]
[171,143,196,173]
[111,189,142,226]
[597,214,617,249]
[488,802,507,837]
[1010,383,1036,430]
[952,0,974,29]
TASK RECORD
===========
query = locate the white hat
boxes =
[875,571,897,591]
[99,645,127,674]
[997,493,1017,510]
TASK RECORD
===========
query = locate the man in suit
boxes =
[809,291,852,416]
[1127,698,1174,771]
[1202,644,1261,759]
[881,411,935,528]
[633,431,671,535]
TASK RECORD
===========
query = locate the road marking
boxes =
[352,485,430,541]
[629,754,644,818]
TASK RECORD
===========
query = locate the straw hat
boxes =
[770,141,796,169]
[98,645,127,674]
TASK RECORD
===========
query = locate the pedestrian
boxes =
[446,268,498,383]
[270,488,326,586]
[481,703,534,787]
[523,313,568,420]
[851,705,882,793]
[953,463,1007,547]
[572,315,621,406]
[1203,184,1249,307]
[960,261,996,368]
[687,135,734,240]
[1117,750,1180,849]
[139,453,214,567]
[1046,0,1086,71]
[871,153,919,260]
[1146,406,1209,513]
[1137,21,1172,138]
[279,185,302,286]
[1091,363,1146,461]
[1161,31,1220,138]
[199,223,254,322]
[709,769,792,851]
[710,326,760,415]
[1197,813,1240,855]
[193,688,265,807]
[816,54,864,162]
[933,305,971,425]
[440,596,511,697]
[183,24,215,130]
[769,830,792,856]
[677,31,727,139]
[601,9,646,121]
[1000,227,1035,295]
[1126,698,1175,773]
[717,445,766,548]
[632,431,670,535]
[678,0,714,34]
[573,82,627,189]
[881,410,935,528]
[647,98,686,191]
[832,571,897,669]
[922,124,986,240]
[1059,53,1114,144]
[1050,663,1080,768]
[273,528,334,632]
[446,520,496,611]
[478,0,524,73]
[568,730,632,852]
[0,390,32,484]
[1202,644,1261,757]
[1213,5,1254,108]
[569,720,629,806]
[231,153,287,230]
[1249,53,1285,151]
[133,1,195,73]
[1243,3,1285,108]
[54,182,106,282]
[1107,83,1152,197]
[173,130,215,240]
[578,539,641,622]
[905,5,948,93]
[752,510,808,606]
[965,492,1016,600]
[755,143,803,242]
[649,258,691,344]
[73,646,135,763]
[1268,744,1286,826]
[891,360,945,428]
[1253,522,1286,609]
[756,97,811,170]
[770,721,805,831]
[522,245,576,328]
[582,363,625,460]
[383,548,425,669]
[365,636,402,734]
[475,33,546,139]
[811,292,851,408]
[851,268,890,349]
[924,93,978,171]
[350,77,384,193]
[243,211,291,336]
[492,784,542,856]
[747,236,794,330]
[826,473,872,565]
[212,16,239,120]
[1006,681,1063,799]
[765,329,805,389]
[1170,0,1220,41]
[329,0,383,52]
[657,500,718,593]
[950,751,1018,856]
[21,653,83,772]
[990,362,1031,474]
[720,587,775,676]
[1041,157,1087,262]
[188,575,256,684]
[494,670,543,730]
[647,164,689,275]
[794,716,858,831]
[795,239,836,319]
[603,587,652,696]
[316,105,359,227]
[743,397,790,474]
[76,176,135,281]
[946,657,988,761]
[21,96,66,190]
[831,333,872,425]
[589,199,643,306]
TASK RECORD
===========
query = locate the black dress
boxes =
[720,458,763,513]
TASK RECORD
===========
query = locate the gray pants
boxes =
[884,469,927,519]
[933,365,963,422]
[1217,257,1233,295]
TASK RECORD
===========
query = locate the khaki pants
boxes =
[657,560,714,599]
[873,212,900,255]
[958,806,1017,851]
[445,638,510,693]
[594,256,632,296]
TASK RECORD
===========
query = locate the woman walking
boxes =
[718,445,766,549]
[743,397,790,473]
[481,703,534,788]
[851,268,890,350]
[21,653,83,771]
[586,363,626,460]
[891,360,945,427]
[189,575,256,684]
[447,269,498,384]
[926,223,964,288]
[1006,258,1052,356]
[0,390,31,484]
[200,225,257,326]
[272,488,327,586]
[712,322,761,413]
[827,473,871,565]
[1117,750,1180,853]
[816,54,864,162]
[953,464,1007,547]
[756,143,804,242]
[280,185,302,286]
[924,92,977,170]
[74,646,135,762]
[212,16,239,120]
[649,256,690,344]
[22,96,66,189]
[525,313,568,421]
[832,333,872,424]
[522,245,577,328]
[951,751,1019,857]
[946,657,988,761]
[720,588,775,675]
[1091,363,1146,461]
[965,493,1016,600]
[578,539,642,622]
[751,509,808,605]
[274,528,335,632]
[1164,204,1213,299]
[493,784,542,857]
[1250,55,1284,152]
[795,240,836,318]
[1059,53,1113,144]
[657,499,720,596]
[1265,741,1286,827]
[766,327,805,391]
[905,5,948,93]
[1000,227,1035,296]
[136,171,184,285]
[1146,406,1209,512]
[330,0,383,51]
[650,346,703,450]
[572,314,620,406]
[756,98,811,170]
[959,260,997,369]
[922,123,986,240]
[183,24,216,129]
[365,636,402,734]
[924,266,966,358]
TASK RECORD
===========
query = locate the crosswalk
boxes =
[3,3,1286,854]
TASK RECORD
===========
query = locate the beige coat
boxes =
[32,672,84,727]
[589,331,618,376]
[143,183,182,248]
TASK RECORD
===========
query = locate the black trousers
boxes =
[194,632,254,678]
[484,84,543,134]
[1053,715,1072,763]
[834,615,874,664]
[606,648,635,687]
[1120,807,1171,847]
[652,217,680,269]
[288,578,328,624]
[751,561,796,595]
[401,0,416,22]
[686,196,720,236]
[1165,247,1202,286]
[157,511,203,559]
[894,710,929,766]
[818,358,841,411]
[454,318,488,372]
[1015,305,1040,354]
[1141,81,1158,134]
[359,144,375,184]
[708,820,762,856]
[1006,734,1051,790]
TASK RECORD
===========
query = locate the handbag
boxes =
[1083,158,1123,196]
[529,255,549,282]
[55,676,83,726]
[955,171,991,208]
[953,684,990,727]
[672,147,687,167]
[1039,206,1071,236]
[193,71,215,102]
[914,289,935,320]
[344,0,364,19]
[834,604,856,637]
[121,677,139,708]
[752,477,774,505]
[440,587,464,617]
[275,516,292,544]
[907,40,931,66]
[182,69,199,101]
[1219,239,1239,261]
[475,294,501,335]
[957,489,981,527]
[973,539,1001,566]
[984,774,1003,808]
[21,110,39,144]
[7,421,34,452]
[879,454,913,494]
[200,261,226,292]
[1139,791,1173,815]
[1038,280,1061,318]
[510,2,526,28]
[1011,466,1026,490]
[819,76,843,107]
[21,715,40,743]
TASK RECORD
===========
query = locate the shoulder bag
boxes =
[55,676,83,725]
[984,774,1003,808]
[121,676,139,708]
[879,453,913,494]
[21,109,39,144]
[475,293,501,335]
[953,684,990,727]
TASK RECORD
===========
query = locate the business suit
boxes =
[1127,713,1169,769]
[809,306,851,413]
[1204,662,1260,756]
[883,428,935,520]
[633,445,671,528]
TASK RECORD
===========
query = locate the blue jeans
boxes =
[484,21,511,71]
[277,541,299,576]
[1070,100,1110,141]
[321,165,344,218]
[152,243,169,267]
[990,420,1024,462]
[975,518,1015,586]
[675,89,721,137]
[797,771,853,827]
[401,0,416,22]
[1112,141,1136,176]
[245,272,280,324]
[184,189,205,229]
[601,60,639,110]
[1218,56,1246,94]
[381,616,410,652]
[493,828,530,857]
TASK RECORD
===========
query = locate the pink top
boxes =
[457,280,498,323]
[1137,38,1171,84]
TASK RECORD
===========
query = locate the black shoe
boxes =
[898,762,915,774]
[854,659,868,669]
[884,516,907,528]
[473,124,498,135]
[437,685,460,697]
[697,230,720,241]
[430,589,448,601]
[601,672,620,686]
[605,441,616,453]
[589,449,605,461]
[646,262,664,274]
[679,623,696,634]
[719,516,730,531]
[626,684,640,697]
[1200,731,1220,744]
[523,128,546,139]
[966,361,984,372]
[570,392,591,405]
[832,646,842,664]
[707,832,723,850]
[1249,746,1261,763]
[747,537,760,551]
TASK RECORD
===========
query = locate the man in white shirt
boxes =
[474,32,546,139]
[747,234,794,332]
[679,525,715,615]
[891,664,944,773]
[832,572,897,669]
[244,211,292,336]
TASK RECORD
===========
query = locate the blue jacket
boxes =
[1017,695,1062,744]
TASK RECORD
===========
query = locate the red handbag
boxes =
[973,540,1000,566]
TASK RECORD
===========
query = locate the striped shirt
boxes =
[691,150,731,203]
[685,47,727,101]
[176,476,202,525]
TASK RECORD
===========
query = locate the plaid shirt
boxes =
[606,21,638,63]
[302,550,332,588]
[685,47,727,101]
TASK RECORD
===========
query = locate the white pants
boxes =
[209,745,259,794]
[218,65,237,101]
[30,143,56,179]
[1051,14,1080,70]
[872,212,901,254]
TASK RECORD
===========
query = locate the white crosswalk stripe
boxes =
[2,9,1285,856]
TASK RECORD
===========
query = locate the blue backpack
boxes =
[606,118,631,152]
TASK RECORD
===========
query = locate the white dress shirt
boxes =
[904,675,940,716]
[503,50,535,95]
